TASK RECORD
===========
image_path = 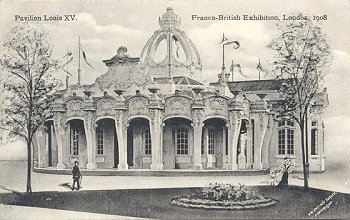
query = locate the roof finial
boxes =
[159,7,181,29]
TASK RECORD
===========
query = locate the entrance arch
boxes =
[202,118,228,169]
[95,118,118,169]
[127,117,151,169]
[66,119,87,168]
[163,117,193,169]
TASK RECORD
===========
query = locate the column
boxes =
[222,126,227,168]
[191,109,203,170]
[65,123,71,164]
[85,113,96,170]
[253,113,266,170]
[115,111,128,170]
[246,125,252,169]
[192,119,203,170]
[203,127,208,169]
[150,109,163,170]
[54,113,65,169]
[227,111,241,170]
[238,134,246,169]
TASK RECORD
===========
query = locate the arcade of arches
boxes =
[32,7,327,172]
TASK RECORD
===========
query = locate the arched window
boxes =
[176,128,188,155]
[311,121,318,155]
[144,128,152,155]
[96,128,104,155]
[208,128,215,154]
[278,119,294,155]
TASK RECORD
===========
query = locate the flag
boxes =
[220,33,228,44]
[257,59,264,72]
[62,51,73,76]
[172,35,180,58]
[220,33,240,49]
[257,59,269,78]
[230,63,249,78]
[79,42,94,69]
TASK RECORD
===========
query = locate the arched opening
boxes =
[237,119,252,170]
[163,117,193,169]
[153,37,167,63]
[66,119,87,168]
[95,118,118,169]
[202,118,228,169]
[127,118,151,169]
[172,37,187,63]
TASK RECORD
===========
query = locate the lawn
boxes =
[0,186,348,219]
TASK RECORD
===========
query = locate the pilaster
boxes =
[191,87,205,170]
[83,90,97,170]
[148,87,164,170]
[53,113,65,169]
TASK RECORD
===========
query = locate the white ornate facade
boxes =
[33,8,328,172]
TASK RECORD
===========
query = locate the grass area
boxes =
[0,186,349,219]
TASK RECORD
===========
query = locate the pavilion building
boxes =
[33,8,328,172]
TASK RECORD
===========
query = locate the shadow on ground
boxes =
[0,186,349,219]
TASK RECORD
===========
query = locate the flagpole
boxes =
[231,60,234,82]
[78,36,81,86]
[222,33,225,71]
[258,58,261,80]
[66,47,69,89]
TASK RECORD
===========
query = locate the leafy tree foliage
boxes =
[1,22,61,192]
[268,16,332,189]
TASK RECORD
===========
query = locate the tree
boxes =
[268,15,332,189]
[1,22,60,193]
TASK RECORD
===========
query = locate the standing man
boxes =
[72,160,82,190]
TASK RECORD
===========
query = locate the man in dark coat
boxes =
[72,160,82,190]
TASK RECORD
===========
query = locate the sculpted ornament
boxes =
[66,100,84,117]
[205,97,228,118]
[165,97,191,117]
[211,98,224,113]
[129,97,148,116]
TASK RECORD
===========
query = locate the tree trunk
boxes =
[305,111,310,179]
[26,140,32,193]
[300,121,309,190]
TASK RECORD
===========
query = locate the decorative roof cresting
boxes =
[159,7,181,29]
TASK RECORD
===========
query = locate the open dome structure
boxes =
[139,7,202,79]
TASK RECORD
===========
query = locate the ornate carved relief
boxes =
[259,113,265,130]
[128,96,149,116]
[205,97,228,118]
[96,98,116,117]
[192,109,203,127]
[164,97,191,118]
[66,100,85,118]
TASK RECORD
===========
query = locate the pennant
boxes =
[172,35,180,58]
[62,51,73,76]
[257,59,264,71]
[257,59,270,78]
[79,42,94,69]
[220,34,240,49]
[231,63,249,78]
[220,33,228,44]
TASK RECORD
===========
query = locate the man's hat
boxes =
[74,160,79,164]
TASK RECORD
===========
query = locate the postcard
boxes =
[0,0,349,219]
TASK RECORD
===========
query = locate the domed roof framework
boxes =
[140,7,202,79]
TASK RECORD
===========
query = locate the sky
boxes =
[0,0,349,161]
